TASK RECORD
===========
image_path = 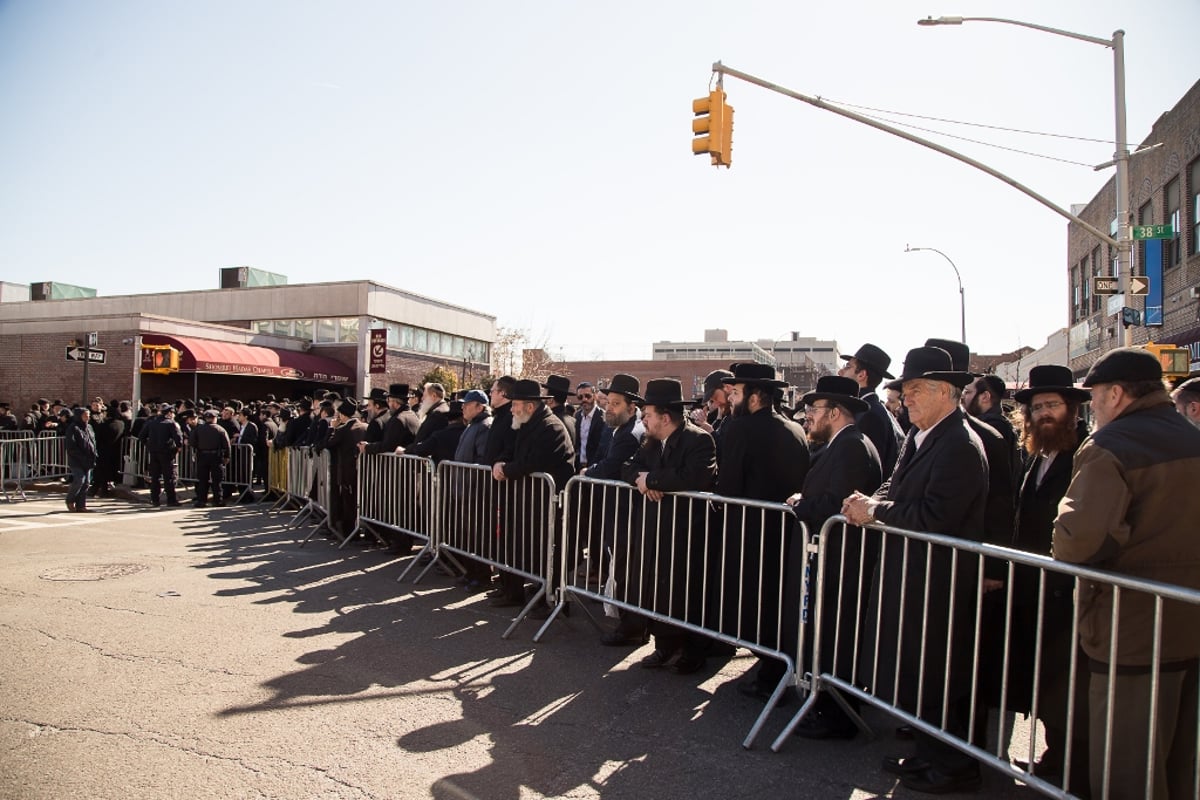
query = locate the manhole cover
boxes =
[39,563,149,582]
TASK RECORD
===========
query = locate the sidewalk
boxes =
[0,489,1044,799]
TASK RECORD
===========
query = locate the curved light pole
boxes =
[906,245,966,343]
[918,15,1132,346]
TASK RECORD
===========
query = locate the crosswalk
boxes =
[0,496,192,531]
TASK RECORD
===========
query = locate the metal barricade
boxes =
[221,443,255,502]
[176,442,198,486]
[27,435,68,482]
[0,439,31,501]
[1,436,70,501]
[0,430,34,441]
[774,515,1200,800]
[122,437,149,484]
[542,475,805,748]
[355,452,435,560]
[264,443,290,504]
[288,448,332,539]
[433,460,558,639]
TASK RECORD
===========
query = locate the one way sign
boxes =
[65,346,106,364]
[1130,276,1149,296]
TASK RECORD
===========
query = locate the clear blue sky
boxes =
[1,0,1196,367]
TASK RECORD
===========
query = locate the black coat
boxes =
[864,408,988,719]
[415,401,450,444]
[407,422,465,464]
[364,407,419,454]
[788,425,882,677]
[483,402,517,466]
[553,405,578,459]
[575,406,605,468]
[856,390,904,480]
[328,418,366,486]
[584,416,643,481]
[716,407,810,502]
[65,420,97,470]
[501,404,575,492]
[235,420,259,448]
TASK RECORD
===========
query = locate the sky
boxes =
[1,0,1197,369]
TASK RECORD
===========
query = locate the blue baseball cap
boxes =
[462,389,489,405]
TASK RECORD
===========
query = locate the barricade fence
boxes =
[1,436,70,501]
[433,461,558,639]
[774,514,1200,800]
[356,453,435,562]
[546,474,807,748]
[266,443,289,502]
[286,447,332,538]
[121,439,255,500]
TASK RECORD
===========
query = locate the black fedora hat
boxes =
[840,343,895,380]
[702,369,734,400]
[542,374,572,396]
[722,362,787,389]
[600,373,643,402]
[1013,365,1091,404]
[388,383,410,400]
[924,338,978,376]
[641,379,687,408]
[800,375,869,414]
[367,387,388,402]
[507,379,552,401]
[886,346,975,390]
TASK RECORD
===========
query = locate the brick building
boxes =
[0,278,494,412]
[1067,79,1200,377]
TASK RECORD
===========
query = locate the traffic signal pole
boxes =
[707,62,1120,250]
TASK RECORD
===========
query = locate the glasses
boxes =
[806,404,836,414]
[577,393,594,400]
[1030,400,1065,415]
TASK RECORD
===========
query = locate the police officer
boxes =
[139,403,183,507]
[190,409,231,508]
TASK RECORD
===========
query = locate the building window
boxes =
[1091,246,1102,313]
[316,318,337,343]
[338,318,359,343]
[1071,264,1081,323]
[1109,216,1119,279]
[253,321,271,334]
[1191,158,1200,257]
[1165,176,1181,268]
[295,319,313,341]
[1080,257,1090,319]
[273,320,291,337]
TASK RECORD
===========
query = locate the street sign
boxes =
[1093,276,1119,295]
[66,346,105,364]
[1132,224,1174,240]
[1130,276,1149,296]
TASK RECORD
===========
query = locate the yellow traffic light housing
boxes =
[692,89,733,167]
[140,345,181,374]
[1143,342,1191,381]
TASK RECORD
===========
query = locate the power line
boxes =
[823,97,1120,146]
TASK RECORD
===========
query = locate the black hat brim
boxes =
[1013,386,1091,404]
[721,376,789,389]
[839,352,895,380]
[886,371,975,391]
[798,391,869,415]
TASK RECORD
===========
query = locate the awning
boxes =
[141,334,354,384]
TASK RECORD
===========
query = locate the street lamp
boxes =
[905,245,966,344]
[918,15,1132,346]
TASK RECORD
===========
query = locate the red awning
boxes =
[141,335,353,384]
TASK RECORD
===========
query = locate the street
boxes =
[0,489,1044,799]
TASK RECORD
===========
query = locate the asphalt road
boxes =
[0,487,1047,799]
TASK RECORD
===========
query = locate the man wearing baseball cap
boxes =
[1053,347,1200,799]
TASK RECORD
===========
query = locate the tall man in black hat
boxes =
[843,345,988,794]
[621,379,717,673]
[191,409,231,508]
[542,375,579,456]
[490,379,575,607]
[1001,365,1092,788]
[362,387,391,445]
[783,375,883,736]
[1054,348,1200,799]
[327,400,368,539]
[716,362,810,692]
[839,343,904,479]
[689,369,735,441]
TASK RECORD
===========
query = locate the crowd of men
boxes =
[9,341,1200,798]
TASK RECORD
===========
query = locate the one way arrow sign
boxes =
[65,346,106,364]
[1130,276,1149,296]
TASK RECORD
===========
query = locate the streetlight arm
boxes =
[906,246,966,343]
[919,15,1113,47]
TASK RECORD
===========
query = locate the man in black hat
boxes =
[191,409,231,508]
[0,402,19,431]
[362,387,391,445]
[360,384,419,457]
[1053,348,1200,800]
[963,374,1017,456]
[781,375,883,736]
[716,363,810,691]
[91,402,128,498]
[843,345,988,793]
[489,379,575,607]
[994,364,1092,787]
[327,400,368,539]
[541,375,579,456]
[689,369,734,440]
[276,399,312,448]
[584,375,645,481]
[483,376,518,467]
[620,378,716,672]
[839,343,904,479]
[138,404,183,507]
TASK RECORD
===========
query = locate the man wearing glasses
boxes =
[574,381,603,473]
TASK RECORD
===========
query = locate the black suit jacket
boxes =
[575,406,604,468]
[584,417,643,481]
[792,425,882,531]
[501,404,576,491]
[867,408,988,717]
[716,407,809,502]
[415,401,449,444]
[856,389,903,480]
[365,407,419,454]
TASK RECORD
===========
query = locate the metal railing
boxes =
[356,452,436,564]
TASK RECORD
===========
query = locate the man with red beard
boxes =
[1008,365,1092,789]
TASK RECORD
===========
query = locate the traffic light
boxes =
[1144,342,1191,381]
[692,89,734,167]
[141,345,180,374]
